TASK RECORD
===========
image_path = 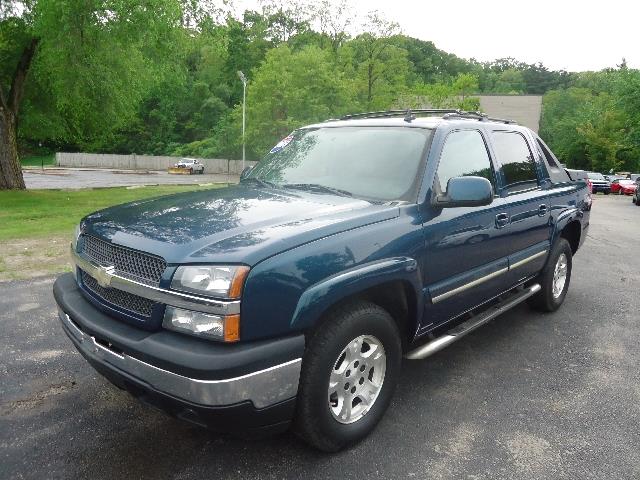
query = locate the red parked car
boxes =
[610,179,637,195]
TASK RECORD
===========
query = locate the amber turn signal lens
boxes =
[229,266,250,299]
[224,314,241,342]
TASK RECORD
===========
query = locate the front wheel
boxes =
[294,300,401,452]
[528,238,573,312]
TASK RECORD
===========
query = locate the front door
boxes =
[420,128,512,332]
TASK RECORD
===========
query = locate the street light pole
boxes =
[237,71,247,171]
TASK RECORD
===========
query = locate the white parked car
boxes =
[174,158,205,174]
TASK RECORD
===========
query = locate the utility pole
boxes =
[237,71,248,171]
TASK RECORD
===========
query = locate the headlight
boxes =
[163,306,240,342]
[72,223,82,250]
[171,265,249,298]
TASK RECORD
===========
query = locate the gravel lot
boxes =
[1,194,639,479]
[23,168,238,189]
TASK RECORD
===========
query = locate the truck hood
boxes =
[83,185,399,265]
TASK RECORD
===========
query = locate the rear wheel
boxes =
[294,300,401,452]
[528,238,572,312]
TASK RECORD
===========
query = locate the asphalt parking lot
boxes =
[23,168,238,189]
[1,194,639,479]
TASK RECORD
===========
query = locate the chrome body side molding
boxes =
[430,249,547,304]
[431,267,509,304]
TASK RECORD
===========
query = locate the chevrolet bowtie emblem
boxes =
[94,265,116,288]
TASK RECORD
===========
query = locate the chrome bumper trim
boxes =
[59,310,301,408]
[70,245,240,315]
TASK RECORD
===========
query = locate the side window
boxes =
[492,131,539,191]
[536,137,560,168]
[436,130,495,193]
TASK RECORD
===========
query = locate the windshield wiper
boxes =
[283,183,353,197]
[240,177,278,188]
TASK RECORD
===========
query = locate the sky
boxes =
[234,0,639,72]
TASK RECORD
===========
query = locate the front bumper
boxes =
[54,273,305,431]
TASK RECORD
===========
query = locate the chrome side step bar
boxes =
[405,283,541,360]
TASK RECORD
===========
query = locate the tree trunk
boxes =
[0,37,39,190]
[0,111,25,189]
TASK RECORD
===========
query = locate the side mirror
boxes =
[240,166,253,180]
[434,176,493,208]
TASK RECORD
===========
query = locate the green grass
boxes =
[20,154,56,167]
[0,185,222,241]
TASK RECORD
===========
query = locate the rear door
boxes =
[490,130,550,285]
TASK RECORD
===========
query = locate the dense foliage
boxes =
[540,68,640,173]
[2,0,638,190]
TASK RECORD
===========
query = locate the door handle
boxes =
[495,212,510,228]
[538,204,548,216]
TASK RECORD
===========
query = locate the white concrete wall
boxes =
[56,153,257,174]
[477,95,543,133]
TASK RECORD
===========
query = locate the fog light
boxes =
[163,306,239,342]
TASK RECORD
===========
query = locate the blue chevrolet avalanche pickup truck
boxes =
[54,110,590,451]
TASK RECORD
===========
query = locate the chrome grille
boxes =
[81,271,155,317]
[81,235,166,286]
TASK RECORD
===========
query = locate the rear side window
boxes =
[492,131,538,191]
[436,130,494,193]
[536,138,560,168]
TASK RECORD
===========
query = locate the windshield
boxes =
[587,172,605,180]
[246,127,432,201]
[619,180,634,185]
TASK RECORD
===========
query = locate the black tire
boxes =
[294,300,402,452]
[189,168,193,174]
[603,190,608,195]
[528,238,573,312]
[635,195,640,206]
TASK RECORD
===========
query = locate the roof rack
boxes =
[340,109,459,121]
[337,109,517,125]
[442,110,517,125]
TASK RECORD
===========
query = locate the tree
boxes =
[259,0,313,43]
[313,0,352,52]
[347,11,410,110]
[243,45,356,155]
[452,73,479,102]
[0,0,182,189]
[493,69,525,94]
[539,78,633,173]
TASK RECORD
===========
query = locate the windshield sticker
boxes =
[269,134,294,153]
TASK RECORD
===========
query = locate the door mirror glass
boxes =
[434,176,493,208]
